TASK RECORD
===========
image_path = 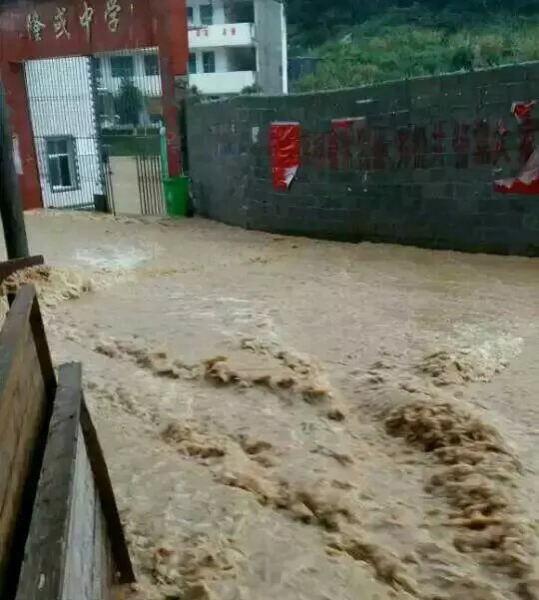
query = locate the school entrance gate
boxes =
[0,0,187,212]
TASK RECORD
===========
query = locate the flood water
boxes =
[7,211,539,600]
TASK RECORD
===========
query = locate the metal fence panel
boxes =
[24,56,103,210]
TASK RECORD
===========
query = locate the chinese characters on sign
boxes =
[54,7,70,39]
[300,117,536,173]
[27,1,123,41]
[79,1,95,35]
[27,11,45,41]
[105,0,121,32]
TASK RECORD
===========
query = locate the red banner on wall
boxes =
[271,122,300,191]
[495,147,539,194]
[495,100,539,195]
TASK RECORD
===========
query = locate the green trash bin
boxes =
[163,175,189,217]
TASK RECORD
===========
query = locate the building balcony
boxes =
[188,23,255,49]
[189,71,256,95]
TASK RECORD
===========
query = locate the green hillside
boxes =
[287,3,539,91]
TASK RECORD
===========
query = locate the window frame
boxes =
[202,51,216,74]
[144,53,160,77]
[188,52,197,74]
[45,136,80,193]
[199,4,213,25]
[110,55,135,79]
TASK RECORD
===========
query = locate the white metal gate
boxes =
[25,56,103,210]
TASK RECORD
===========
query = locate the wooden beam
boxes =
[14,363,83,600]
[16,364,132,600]
[0,85,29,259]
[0,285,51,598]
[30,292,56,404]
[0,255,45,286]
[80,399,136,585]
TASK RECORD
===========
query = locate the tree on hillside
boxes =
[286,0,539,42]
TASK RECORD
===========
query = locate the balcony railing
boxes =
[188,23,255,49]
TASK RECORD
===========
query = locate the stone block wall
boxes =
[186,62,539,255]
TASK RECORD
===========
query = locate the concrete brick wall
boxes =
[186,62,539,256]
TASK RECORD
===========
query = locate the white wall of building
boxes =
[25,56,103,209]
[189,23,255,49]
[190,71,256,94]
[253,0,287,95]
[280,1,289,94]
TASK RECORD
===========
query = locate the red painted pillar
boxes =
[0,62,42,210]
[153,0,188,177]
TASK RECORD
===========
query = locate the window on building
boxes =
[229,47,256,71]
[187,6,194,25]
[202,51,216,73]
[110,55,134,78]
[199,4,213,25]
[46,137,79,191]
[144,53,159,76]
[188,53,197,74]
[226,1,254,23]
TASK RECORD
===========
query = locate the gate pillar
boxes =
[0,63,43,210]
[154,0,188,177]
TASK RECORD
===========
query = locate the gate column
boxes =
[0,62,43,210]
[153,0,188,177]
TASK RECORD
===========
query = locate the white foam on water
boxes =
[447,323,524,376]
[74,244,156,270]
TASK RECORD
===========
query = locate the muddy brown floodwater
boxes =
[3,211,539,600]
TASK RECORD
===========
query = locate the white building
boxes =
[186,0,288,95]
[96,0,287,101]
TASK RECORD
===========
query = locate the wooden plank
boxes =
[92,489,106,600]
[0,285,49,598]
[14,363,82,600]
[92,480,116,600]
[80,399,135,585]
[0,255,45,286]
[30,293,56,403]
[61,428,96,600]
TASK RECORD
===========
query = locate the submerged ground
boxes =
[4,211,539,600]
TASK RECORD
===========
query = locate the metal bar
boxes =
[140,155,147,215]
[142,155,150,215]
[144,155,152,215]
[150,155,158,215]
[136,154,143,215]
[89,56,107,211]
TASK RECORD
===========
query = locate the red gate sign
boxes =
[271,122,300,191]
